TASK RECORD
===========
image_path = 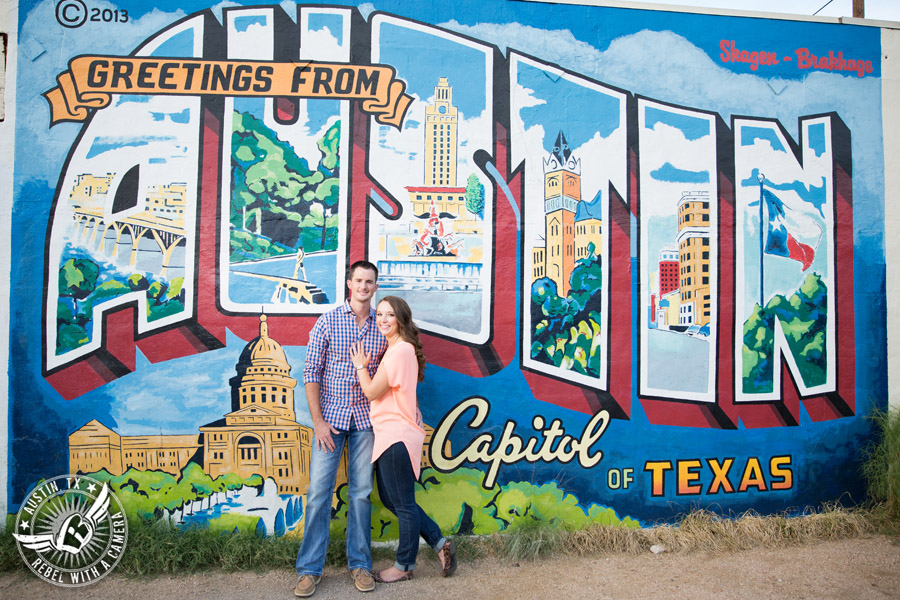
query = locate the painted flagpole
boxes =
[758,172,765,308]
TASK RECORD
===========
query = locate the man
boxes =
[294,261,388,597]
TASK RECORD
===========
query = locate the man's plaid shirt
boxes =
[303,301,388,430]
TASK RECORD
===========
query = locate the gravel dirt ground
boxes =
[1,536,899,599]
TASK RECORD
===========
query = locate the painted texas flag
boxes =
[762,188,822,271]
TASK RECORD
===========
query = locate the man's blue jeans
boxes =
[375,441,445,571]
[296,424,374,576]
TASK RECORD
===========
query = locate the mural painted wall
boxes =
[3,0,890,536]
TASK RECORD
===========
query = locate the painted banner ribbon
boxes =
[44,56,413,128]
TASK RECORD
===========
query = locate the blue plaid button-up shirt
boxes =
[303,301,388,430]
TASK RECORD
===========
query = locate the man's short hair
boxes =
[347,260,379,281]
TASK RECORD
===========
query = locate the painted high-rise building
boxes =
[405,77,482,253]
[658,246,680,297]
[542,131,581,296]
[424,77,458,187]
[676,191,712,327]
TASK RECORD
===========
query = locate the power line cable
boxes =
[813,0,836,15]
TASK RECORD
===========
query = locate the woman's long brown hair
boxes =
[378,296,426,382]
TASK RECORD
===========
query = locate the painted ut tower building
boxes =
[424,77,458,187]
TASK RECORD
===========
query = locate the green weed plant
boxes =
[861,406,900,530]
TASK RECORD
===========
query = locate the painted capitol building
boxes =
[69,315,441,494]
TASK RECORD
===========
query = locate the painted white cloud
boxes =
[641,120,716,218]
[737,136,828,194]
[371,94,427,194]
[357,3,377,20]
[442,20,600,65]
[231,21,273,59]
[511,82,546,111]
[302,26,344,60]
[209,0,242,25]
[510,81,548,177]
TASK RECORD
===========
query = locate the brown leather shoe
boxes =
[351,568,375,592]
[439,539,457,577]
[294,574,321,597]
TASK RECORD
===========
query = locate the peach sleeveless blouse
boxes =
[369,341,426,478]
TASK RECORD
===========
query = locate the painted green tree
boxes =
[530,243,603,376]
[57,258,99,352]
[59,258,98,315]
[230,111,341,261]
[87,462,262,522]
[56,257,185,353]
[743,272,827,393]
[465,173,485,217]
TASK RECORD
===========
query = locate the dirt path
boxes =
[1,536,898,599]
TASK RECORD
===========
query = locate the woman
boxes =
[350,295,457,583]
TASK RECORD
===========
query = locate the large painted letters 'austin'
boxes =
[42,6,854,430]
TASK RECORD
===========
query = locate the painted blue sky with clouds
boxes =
[644,106,713,184]
[308,12,344,45]
[376,21,487,116]
[646,107,711,141]
[517,62,622,154]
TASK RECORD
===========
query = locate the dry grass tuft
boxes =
[496,518,567,562]
[566,521,646,555]
[556,506,874,559]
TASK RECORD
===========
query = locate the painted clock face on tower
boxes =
[438,105,446,113]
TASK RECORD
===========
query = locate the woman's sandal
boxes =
[375,569,413,583]
[439,539,457,577]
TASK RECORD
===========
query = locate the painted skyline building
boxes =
[68,173,115,210]
[405,76,471,232]
[146,182,188,224]
[68,175,189,279]
[424,77,459,187]
[533,131,602,296]
[658,246,680,298]
[676,191,712,327]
